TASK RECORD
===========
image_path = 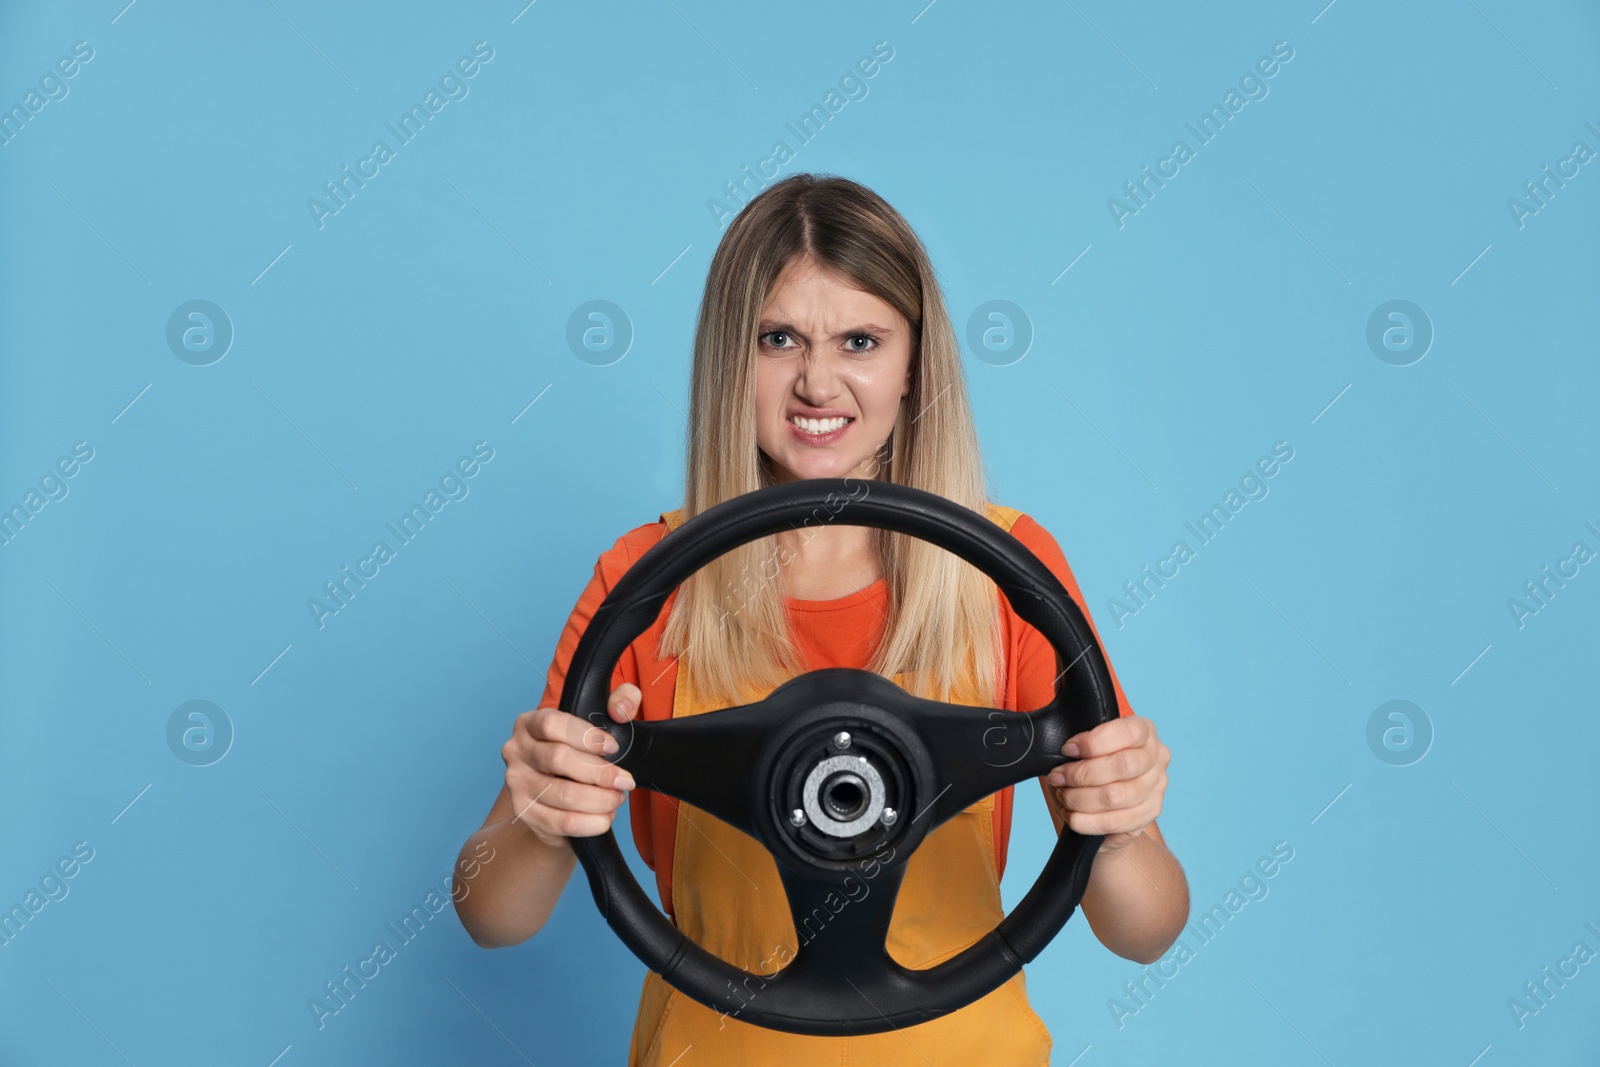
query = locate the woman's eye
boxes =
[761,331,882,353]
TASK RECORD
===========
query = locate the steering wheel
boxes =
[560,478,1120,1037]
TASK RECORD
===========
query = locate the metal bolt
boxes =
[790,808,807,827]
[833,731,852,750]
[882,807,898,826]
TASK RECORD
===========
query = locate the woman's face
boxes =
[753,256,914,484]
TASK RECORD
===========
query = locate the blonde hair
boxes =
[660,173,1002,709]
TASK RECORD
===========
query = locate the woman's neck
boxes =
[774,524,881,600]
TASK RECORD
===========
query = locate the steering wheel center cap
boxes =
[756,682,937,876]
[802,755,886,836]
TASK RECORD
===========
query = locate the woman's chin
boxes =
[762,441,879,483]
[770,457,849,483]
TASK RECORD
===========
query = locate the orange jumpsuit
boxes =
[537,504,1137,1065]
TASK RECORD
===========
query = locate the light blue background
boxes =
[3,1,1598,1064]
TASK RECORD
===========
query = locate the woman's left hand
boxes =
[1044,714,1169,852]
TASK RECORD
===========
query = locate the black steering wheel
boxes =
[560,478,1120,1036]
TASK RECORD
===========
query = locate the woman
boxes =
[454,173,1187,1064]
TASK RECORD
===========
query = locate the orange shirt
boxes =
[536,509,1136,920]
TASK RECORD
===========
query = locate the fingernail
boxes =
[1064,742,1080,757]
[615,771,635,790]
[601,734,619,754]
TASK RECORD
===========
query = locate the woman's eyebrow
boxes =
[757,321,896,338]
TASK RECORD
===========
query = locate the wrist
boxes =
[1097,828,1146,854]
[493,814,575,855]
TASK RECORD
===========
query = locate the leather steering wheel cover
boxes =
[560,478,1120,1034]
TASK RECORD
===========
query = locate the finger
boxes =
[514,768,629,818]
[538,739,636,792]
[1062,790,1164,838]
[1048,743,1157,789]
[1053,764,1164,815]
[1062,714,1151,759]
[519,800,620,843]
[608,683,642,723]
[506,770,628,844]
[525,706,620,758]
[1062,794,1162,838]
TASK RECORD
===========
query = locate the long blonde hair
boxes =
[660,173,1003,709]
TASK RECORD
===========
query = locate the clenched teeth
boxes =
[790,415,852,434]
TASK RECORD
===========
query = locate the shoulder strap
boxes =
[660,501,1018,535]
[982,501,1023,533]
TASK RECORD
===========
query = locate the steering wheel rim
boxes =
[561,478,1120,1036]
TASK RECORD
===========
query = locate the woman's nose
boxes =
[795,348,841,396]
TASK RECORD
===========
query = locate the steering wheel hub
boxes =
[804,757,881,834]
[743,681,931,872]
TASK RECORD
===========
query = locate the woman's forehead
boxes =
[760,275,901,329]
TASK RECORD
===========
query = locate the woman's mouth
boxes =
[788,414,854,444]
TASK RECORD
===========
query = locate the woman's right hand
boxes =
[501,682,640,849]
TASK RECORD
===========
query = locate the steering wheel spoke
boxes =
[774,859,908,983]
[602,700,774,838]
[911,696,1075,829]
